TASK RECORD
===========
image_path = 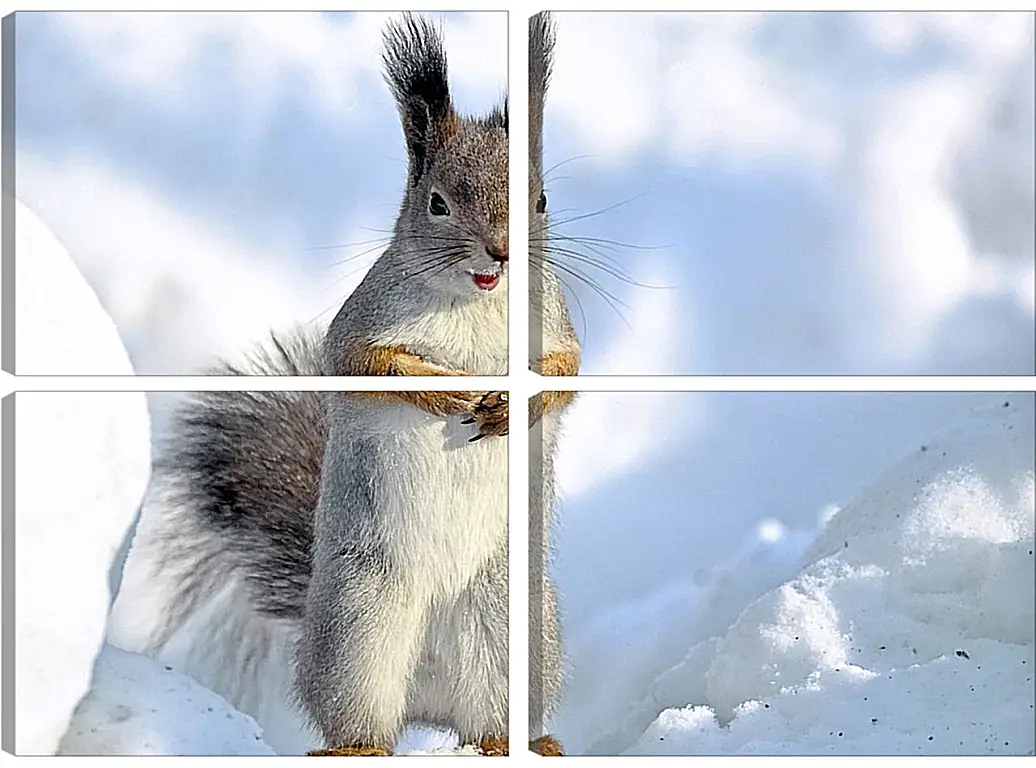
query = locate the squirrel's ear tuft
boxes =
[383,13,457,186]
[529,12,556,175]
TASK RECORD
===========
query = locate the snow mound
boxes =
[557,518,817,755]
[55,650,483,757]
[13,199,152,754]
[58,646,274,756]
[14,198,137,375]
[617,394,1035,755]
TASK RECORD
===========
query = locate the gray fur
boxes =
[124,11,576,752]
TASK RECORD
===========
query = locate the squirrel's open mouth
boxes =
[468,266,502,292]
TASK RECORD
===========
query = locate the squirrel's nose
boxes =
[486,243,508,264]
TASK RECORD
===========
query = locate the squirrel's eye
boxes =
[536,190,547,214]
[429,192,450,217]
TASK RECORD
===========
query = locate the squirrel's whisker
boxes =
[546,244,670,291]
[545,245,637,287]
[541,153,596,185]
[303,236,393,253]
[538,255,633,329]
[530,256,592,341]
[543,236,627,271]
[547,193,649,230]
[317,243,393,270]
[549,232,668,253]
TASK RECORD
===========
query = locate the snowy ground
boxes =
[561,394,1034,756]
[58,645,275,756]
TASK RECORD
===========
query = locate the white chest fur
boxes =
[333,400,508,599]
[374,289,509,375]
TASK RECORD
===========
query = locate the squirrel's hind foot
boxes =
[475,736,564,756]
[529,735,565,756]
[477,737,509,756]
[307,746,393,756]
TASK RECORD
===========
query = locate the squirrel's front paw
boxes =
[462,391,509,441]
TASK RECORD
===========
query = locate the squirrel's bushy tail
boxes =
[107,327,327,754]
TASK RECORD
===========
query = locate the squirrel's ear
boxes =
[530,13,555,168]
[529,12,556,175]
[383,13,458,186]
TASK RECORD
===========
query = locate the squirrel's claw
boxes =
[468,391,509,440]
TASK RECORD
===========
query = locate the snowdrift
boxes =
[13,201,153,753]
[58,645,274,756]
[589,394,1034,756]
[13,199,138,375]
[12,200,279,756]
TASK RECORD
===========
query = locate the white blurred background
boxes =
[15,11,1034,379]
[15,11,507,377]
[544,11,1034,376]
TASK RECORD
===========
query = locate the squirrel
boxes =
[108,11,578,758]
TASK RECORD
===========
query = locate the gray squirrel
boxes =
[108,11,579,757]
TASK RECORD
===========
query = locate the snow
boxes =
[14,388,149,755]
[12,201,281,758]
[573,394,1035,756]
[13,199,139,376]
[13,201,154,754]
[58,645,274,756]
